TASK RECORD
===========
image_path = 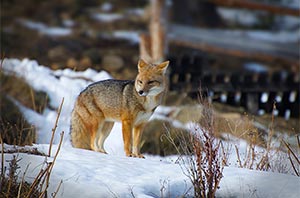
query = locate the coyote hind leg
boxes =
[94,121,114,153]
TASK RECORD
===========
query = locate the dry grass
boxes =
[0,99,64,198]
[0,71,48,113]
[141,119,191,156]
[0,96,36,146]
[227,102,300,175]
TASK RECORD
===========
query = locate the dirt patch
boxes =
[0,72,49,145]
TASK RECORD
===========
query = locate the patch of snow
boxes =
[247,30,300,43]
[217,166,300,198]
[284,109,291,120]
[222,29,299,43]
[234,92,241,103]
[18,19,72,37]
[289,91,297,102]
[220,93,228,102]
[125,8,145,16]
[217,8,260,27]
[261,92,269,103]
[101,2,113,12]
[258,109,265,115]
[218,5,300,31]
[281,0,300,9]
[274,15,300,30]
[62,19,75,27]
[244,62,268,73]
[275,94,282,102]
[112,31,140,43]
[91,13,123,22]
[273,109,279,116]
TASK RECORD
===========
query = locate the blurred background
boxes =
[1,0,299,149]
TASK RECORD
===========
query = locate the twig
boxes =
[0,54,4,70]
[282,140,300,165]
[25,164,51,198]
[235,145,243,168]
[48,98,64,157]
[1,134,4,179]
[282,138,300,176]
[30,89,37,112]
[287,150,299,177]
[52,180,63,198]
[17,163,30,198]
[40,131,64,198]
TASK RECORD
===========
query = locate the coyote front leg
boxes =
[132,124,145,158]
[122,119,132,157]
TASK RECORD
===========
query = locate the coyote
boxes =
[70,59,169,157]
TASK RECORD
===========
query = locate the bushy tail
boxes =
[70,111,91,150]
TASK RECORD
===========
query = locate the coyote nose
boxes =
[138,90,144,95]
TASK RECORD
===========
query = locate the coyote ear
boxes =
[156,60,169,74]
[138,59,148,71]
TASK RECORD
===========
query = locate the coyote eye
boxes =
[138,80,143,84]
[148,80,159,85]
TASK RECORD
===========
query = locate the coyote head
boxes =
[135,59,169,97]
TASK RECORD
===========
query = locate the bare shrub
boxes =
[165,93,225,198]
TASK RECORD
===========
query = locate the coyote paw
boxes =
[97,149,107,154]
[125,152,145,158]
[131,153,145,158]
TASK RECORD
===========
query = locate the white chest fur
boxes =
[134,95,158,125]
[144,95,159,111]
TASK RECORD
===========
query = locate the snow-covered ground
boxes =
[3,144,300,198]
[2,59,300,197]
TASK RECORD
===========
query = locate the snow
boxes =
[2,58,300,197]
[261,92,269,103]
[125,8,145,16]
[2,58,111,145]
[289,91,297,102]
[112,31,141,43]
[243,62,268,73]
[3,146,300,198]
[247,30,300,43]
[222,29,299,43]
[217,2,300,30]
[281,0,299,9]
[62,19,75,28]
[101,2,113,12]
[18,19,72,37]
[91,13,123,22]
[217,8,260,27]
[218,167,300,198]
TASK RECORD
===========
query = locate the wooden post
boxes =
[140,0,168,63]
[150,0,167,63]
[139,33,152,63]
